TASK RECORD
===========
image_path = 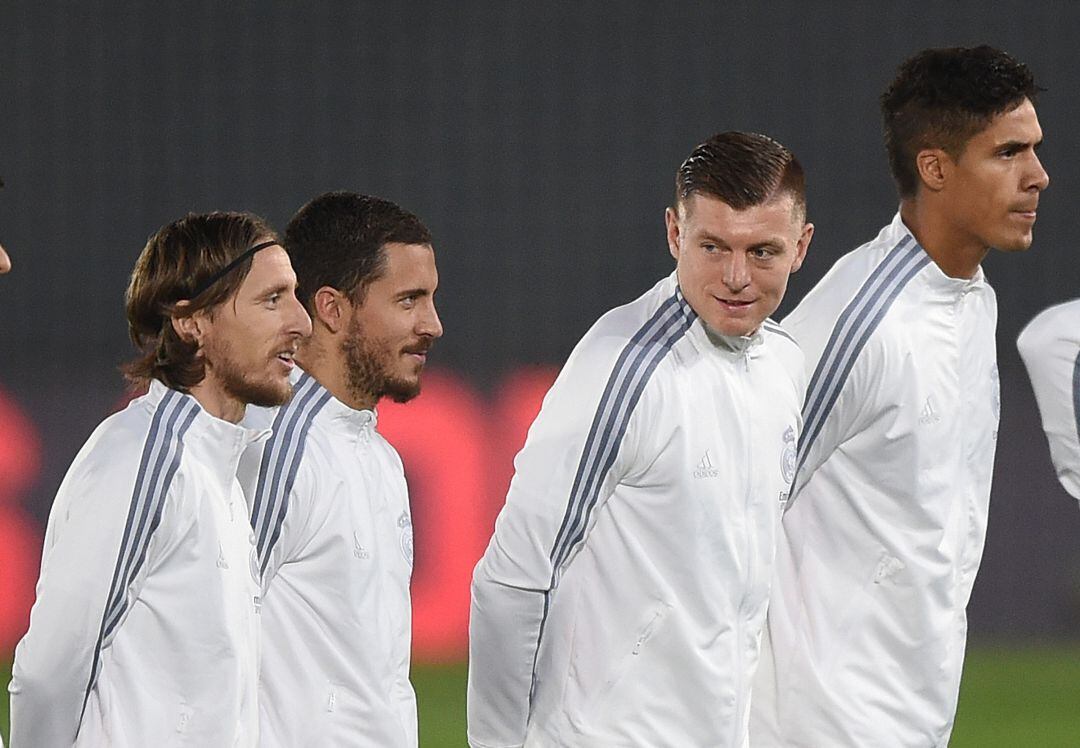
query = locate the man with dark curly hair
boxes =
[9,212,311,747]
[751,46,1049,746]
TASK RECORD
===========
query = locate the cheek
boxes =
[757,267,790,297]
[678,254,713,286]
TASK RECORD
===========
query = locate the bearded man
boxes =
[10,212,311,746]
[240,192,442,747]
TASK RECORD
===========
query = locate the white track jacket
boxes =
[1017,299,1080,501]
[468,273,804,748]
[751,214,1000,747]
[9,380,265,747]
[240,370,417,747]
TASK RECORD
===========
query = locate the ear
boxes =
[665,206,682,261]
[790,222,814,273]
[915,148,949,193]
[170,301,209,347]
[312,286,350,334]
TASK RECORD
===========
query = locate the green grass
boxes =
[414,661,468,746]
[951,646,1080,747]
[2,647,1078,746]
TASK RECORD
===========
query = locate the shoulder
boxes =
[760,318,805,377]
[785,225,927,362]
[54,392,188,511]
[787,227,910,325]
[1019,298,1080,356]
[571,275,694,374]
[258,376,333,461]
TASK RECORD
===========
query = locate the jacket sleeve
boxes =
[467,331,645,748]
[238,428,324,588]
[1018,302,1080,501]
[9,435,144,747]
[780,306,880,508]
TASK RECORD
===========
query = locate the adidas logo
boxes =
[353,532,371,560]
[693,449,720,479]
[918,396,941,425]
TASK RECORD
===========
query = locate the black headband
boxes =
[188,239,279,299]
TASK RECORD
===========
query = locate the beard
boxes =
[341,318,429,406]
[204,338,293,408]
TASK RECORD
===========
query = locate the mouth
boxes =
[274,348,297,371]
[1011,205,1038,222]
[714,296,756,312]
[402,344,432,365]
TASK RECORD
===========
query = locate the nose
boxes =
[418,299,443,339]
[289,294,313,338]
[0,244,10,274]
[722,251,751,292]
[1028,153,1050,192]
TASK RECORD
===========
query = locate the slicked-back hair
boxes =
[124,211,278,391]
[675,131,806,220]
[881,45,1042,198]
[284,191,433,313]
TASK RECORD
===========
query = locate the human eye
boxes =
[264,292,281,308]
[400,294,417,309]
[750,246,778,260]
[702,243,719,254]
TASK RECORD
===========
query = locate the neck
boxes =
[187,378,245,423]
[899,199,987,280]
[295,333,376,412]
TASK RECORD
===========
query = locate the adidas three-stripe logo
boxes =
[82,388,200,716]
[547,289,696,578]
[249,372,332,578]
[795,236,930,480]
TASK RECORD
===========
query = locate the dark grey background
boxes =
[2,1,1079,640]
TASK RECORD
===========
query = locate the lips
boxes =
[274,345,298,371]
[402,341,433,364]
[715,297,756,312]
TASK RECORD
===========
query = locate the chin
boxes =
[245,380,294,408]
[708,318,758,338]
[993,236,1034,253]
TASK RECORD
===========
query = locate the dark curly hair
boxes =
[675,131,806,220]
[881,45,1042,198]
[284,191,432,313]
[123,211,279,391]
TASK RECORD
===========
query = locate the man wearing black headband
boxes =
[10,212,311,747]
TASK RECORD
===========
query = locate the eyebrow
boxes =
[396,286,434,298]
[256,282,293,299]
[701,231,785,250]
[998,137,1042,151]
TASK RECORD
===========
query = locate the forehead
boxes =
[970,98,1042,147]
[377,242,438,281]
[680,193,801,234]
[237,244,295,291]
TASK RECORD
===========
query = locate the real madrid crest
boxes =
[398,510,414,569]
[781,425,797,485]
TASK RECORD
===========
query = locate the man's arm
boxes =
[9,440,141,747]
[1018,300,1080,501]
[467,336,641,748]
[782,319,878,507]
